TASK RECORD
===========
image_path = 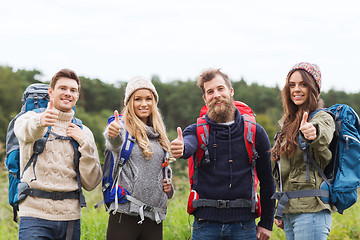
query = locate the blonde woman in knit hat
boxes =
[271,62,336,240]
[104,76,174,240]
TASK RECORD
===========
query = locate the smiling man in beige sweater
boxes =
[14,69,102,240]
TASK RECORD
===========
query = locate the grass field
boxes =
[1,164,360,239]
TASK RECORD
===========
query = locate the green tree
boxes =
[256,113,279,146]
[78,77,124,113]
[2,64,360,166]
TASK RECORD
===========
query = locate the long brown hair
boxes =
[271,70,324,160]
[122,91,171,160]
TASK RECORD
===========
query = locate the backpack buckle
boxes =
[52,192,64,200]
[143,205,154,212]
[217,200,229,208]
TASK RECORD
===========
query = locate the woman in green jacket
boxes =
[271,62,336,240]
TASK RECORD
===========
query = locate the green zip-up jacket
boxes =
[272,111,337,214]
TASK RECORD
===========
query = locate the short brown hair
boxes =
[50,69,80,90]
[197,68,231,94]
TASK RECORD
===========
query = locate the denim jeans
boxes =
[283,210,332,240]
[18,217,81,240]
[192,218,257,240]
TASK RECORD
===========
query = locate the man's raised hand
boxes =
[40,99,59,127]
[108,110,121,138]
[170,127,184,158]
[67,123,84,142]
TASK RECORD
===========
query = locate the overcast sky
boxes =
[1,0,359,93]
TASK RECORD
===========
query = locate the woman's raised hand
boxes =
[300,112,317,140]
[108,110,121,138]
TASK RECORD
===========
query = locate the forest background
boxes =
[3,65,360,163]
[1,65,360,239]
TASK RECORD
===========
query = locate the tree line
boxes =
[1,65,360,165]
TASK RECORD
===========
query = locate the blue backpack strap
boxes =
[107,114,136,166]
[103,114,133,175]
[107,115,135,199]
[72,117,83,128]
[119,130,135,166]
[111,126,135,208]
[70,117,86,207]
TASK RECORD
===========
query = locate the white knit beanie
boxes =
[124,76,159,105]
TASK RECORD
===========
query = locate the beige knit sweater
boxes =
[14,109,102,221]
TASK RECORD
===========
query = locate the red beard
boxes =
[207,97,235,123]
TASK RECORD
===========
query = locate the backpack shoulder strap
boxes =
[21,127,51,181]
[299,108,336,182]
[195,116,210,165]
[119,130,136,166]
[72,117,83,129]
[188,116,208,187]
[241,112,258,213]
[19,119,88,207]
[273,108,336,219]
[194,103,258,166]
[232,101,259,213]
[106,114,136,197]
[242,113,257,164]
[274,134,331,220]
[232,101,258,163]
[107,114,136,166]
[69,116,86,207]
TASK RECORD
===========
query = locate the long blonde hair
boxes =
[122,91,171,159]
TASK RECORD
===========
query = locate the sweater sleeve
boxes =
[103,122,125,153]
[254,124,276,231]
[182,123,198,159]
[14,111,48,143]
[308,111,335,150]
[300,111,335,168]
[77,125,102,191]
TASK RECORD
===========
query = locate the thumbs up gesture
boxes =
[299,112,317,140]
[170,127,184,158]
[108,110,122,138]
[40,98,59,127]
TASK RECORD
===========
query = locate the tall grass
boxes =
[1,164,360,239]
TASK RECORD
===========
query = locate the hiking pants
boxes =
[107,212,163,240]
[18,217,80,240]
[283,209,332,240]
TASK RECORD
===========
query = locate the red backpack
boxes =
[187,101,261,217]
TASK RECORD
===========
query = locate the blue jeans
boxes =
[19,217,81,240]
[192,218,257,240]
[283,210,332,240]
